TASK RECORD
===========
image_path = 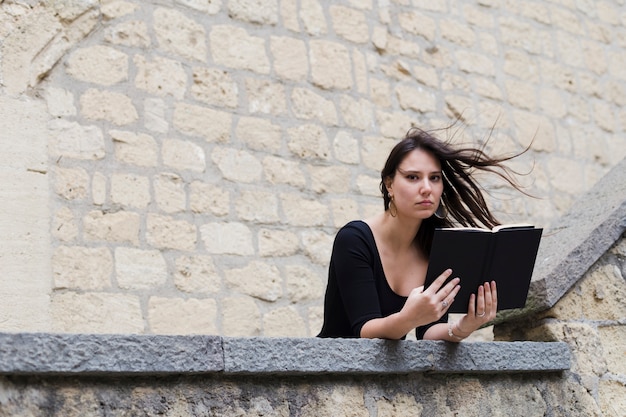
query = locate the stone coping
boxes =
[0,333,570,376]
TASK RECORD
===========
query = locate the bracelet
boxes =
[448,321,465,340]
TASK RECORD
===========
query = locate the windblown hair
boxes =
[380,126,528,255]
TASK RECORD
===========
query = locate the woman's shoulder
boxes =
[335,220,375,244]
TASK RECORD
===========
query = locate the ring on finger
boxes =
[442,300,448,308]
[476,311,486,317]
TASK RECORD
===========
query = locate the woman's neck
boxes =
[368,212,422,252]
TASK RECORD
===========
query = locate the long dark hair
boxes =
[380,127,528,255]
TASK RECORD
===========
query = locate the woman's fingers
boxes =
[426,269,453,294]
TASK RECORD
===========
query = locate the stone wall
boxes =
[2,0,625,338]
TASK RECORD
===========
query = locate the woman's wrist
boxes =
[455,319,472,336]
[447,321,466,341]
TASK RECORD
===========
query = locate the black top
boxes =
[317,220,446,339]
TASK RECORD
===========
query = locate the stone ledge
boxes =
[0,333,570,376]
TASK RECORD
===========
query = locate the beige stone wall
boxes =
[1,0,625,336]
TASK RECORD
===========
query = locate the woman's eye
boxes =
[431,175,441,181]
[407,175,418,180]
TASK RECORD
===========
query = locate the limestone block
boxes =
[372,26,388,51]
[499,17,544,55]
[148,297,218,335]
[512,111,557,152]
[258,228,300,257]
[308,165,350,194]
[110,173,150,209]
[222,296,261,336]
[262,156,307,187]
[376,393,423,416]
[1,6,62,94]
[356,174,380,197]
[333,130,360,164]
[191,67,238,108]
[115,247,167,290]
[270,36,308,81]
[280,194,329,227]
[361,135,396,171]
[246,78,287,115]
[52,207,78,242]
[43,86,76,117]
[369,78,392,107]
[65,45,128,85]
[291,87,338,125]
[92,172,107,205]
[110,130,158,167]
[285,264,324,302]
[174,0,221,14]
[308,305,323,335]
[582,265,626,321]
[287,124,330,160]
[456,50,495,76]
[582,40,608,75]
[83,210,140,245]
[154,173,186,214]
[398,11,437,41]
[153,7,207,62]
[236,116,282,153]
[376,110,414,139]
[52,246,113,290]
[310,40,352,90]
[101,1,139,19]
[227,0,278,24]
[473,77,502,101]
[104,20,151,48]
[503,50,539,83]
[556,31,584,68]
[440,19,476,48]
[200,222,254,255]
[300,386,366,417]
[173,102,232,143]
[395,84,437,113]
[225,261,282,302]
[301,229,333,265]
[599,325,626,375]
[80,89,138,125]
[539,88,568,118]
[329,6,368,43]
[330,198,359,228]
[551,6,585,35]
[134,54,187,99]
[144,98,169,133]
[463,5,495,28]
[599,379,626,417]
[53,167,89,200]
[338,96,372,131]
[545,157,586,195]
[189,181,230,216]
[162,138,206,173]
[146,214,197,251]
[506,79,537,111]
[210,25,269,74]
[263,306,307,337]
[593,100,617,133]
[353,49,368,94]
[235,190,279,223]
[48,119,105,160]
[51,292,143,334]
[211,147,262,183]
[280,0,299,32]
[385,36,420,58]
[174,255,221,294]
[300,0,327,36]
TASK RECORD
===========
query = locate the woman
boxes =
[318,127,527,341]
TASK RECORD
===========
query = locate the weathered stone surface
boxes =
[0,333,222,374]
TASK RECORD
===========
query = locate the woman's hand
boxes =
[360,269,460,339]
[402,268,461,328]
[455,281,498,337]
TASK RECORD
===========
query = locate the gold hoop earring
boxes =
[434,199,448,219]
[388,195,397,217]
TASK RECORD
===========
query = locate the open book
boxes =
[424,224,543,313]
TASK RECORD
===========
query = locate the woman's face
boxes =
[387,148,444,219]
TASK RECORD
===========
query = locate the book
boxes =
[424,224,543,313]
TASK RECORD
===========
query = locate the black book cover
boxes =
[424,226,543,313]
